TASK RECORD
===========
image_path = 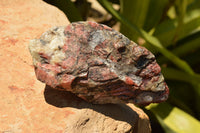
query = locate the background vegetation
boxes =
[44,0,200,132]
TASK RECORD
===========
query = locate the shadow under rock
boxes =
[44,85,139,125]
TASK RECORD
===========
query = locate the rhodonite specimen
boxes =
[29,21,169,105]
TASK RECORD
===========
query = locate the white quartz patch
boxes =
[151,75,165,92]
[88,30,106,50]
[28,26,66,65]
[143,95,153,103]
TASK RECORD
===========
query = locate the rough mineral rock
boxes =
[29,21,169,105]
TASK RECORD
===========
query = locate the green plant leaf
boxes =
[192,83,200,119]
[43,0,83,22]
[146,103,200,133]
[153,9,200,47]
[158,31,200,64]
[172,0,188,43]
[188,0,200,11]
[167,81,195,116]
[161,67,200,84]
[120,0,150,28]
[143,0,169,31]
[120,0,150,41]
[184,51,200,66]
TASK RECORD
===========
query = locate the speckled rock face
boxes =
[29,21,169,105]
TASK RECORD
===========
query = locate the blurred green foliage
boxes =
[44,0,200,132]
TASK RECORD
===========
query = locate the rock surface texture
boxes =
[0,0,151,132]
[29,21,169,105]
